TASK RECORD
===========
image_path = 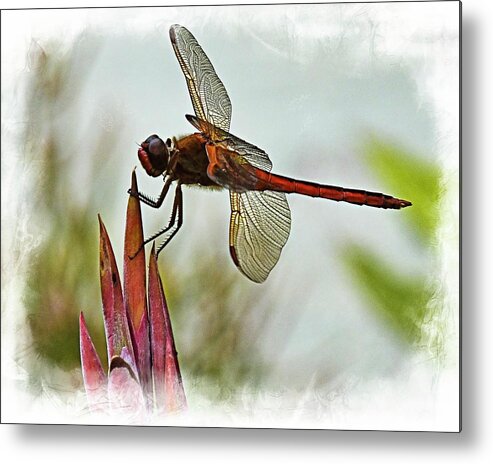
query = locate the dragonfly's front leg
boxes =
[128,175,173,209]
[129,182,184,259]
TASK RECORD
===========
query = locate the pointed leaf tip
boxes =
[124,171,146,331]
[99,216,136,368]
[130,169,138,194]
[123,171,150,399]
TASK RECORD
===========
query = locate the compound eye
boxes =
[138,134,169,177]
[144,134,160,144]
[146,136,166,158]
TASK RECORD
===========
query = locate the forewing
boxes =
[229,190,291,283]
[170,25,232,134]
[224,132,273,172]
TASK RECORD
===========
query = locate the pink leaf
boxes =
[148,246,187,413]
[108,356,146,418]
[124,171,151,403]
[79,312,107,411]
[98,215,137,376]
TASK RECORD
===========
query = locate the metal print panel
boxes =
[1,1,460,431]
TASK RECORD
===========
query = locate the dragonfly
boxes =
[132,24,412,283]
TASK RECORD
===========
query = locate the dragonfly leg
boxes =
[156,183,183,256]
[128,175,173,209]
[129,183,183,260]
[128,181,182,260]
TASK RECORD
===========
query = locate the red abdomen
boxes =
[252,169,411,210]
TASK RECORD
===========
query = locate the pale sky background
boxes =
[1,2,459,431]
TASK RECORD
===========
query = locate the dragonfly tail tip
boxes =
[400,199,412,208]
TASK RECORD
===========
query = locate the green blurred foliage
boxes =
[24,41,108,384]
[365,137,442,244]
[342,246,432,345]
[342,137,443,353]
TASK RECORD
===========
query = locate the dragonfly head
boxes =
[137,134,170,177]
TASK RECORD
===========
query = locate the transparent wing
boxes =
[224,132,273,172]
[229,190,291,283]
[170,25,232,135]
